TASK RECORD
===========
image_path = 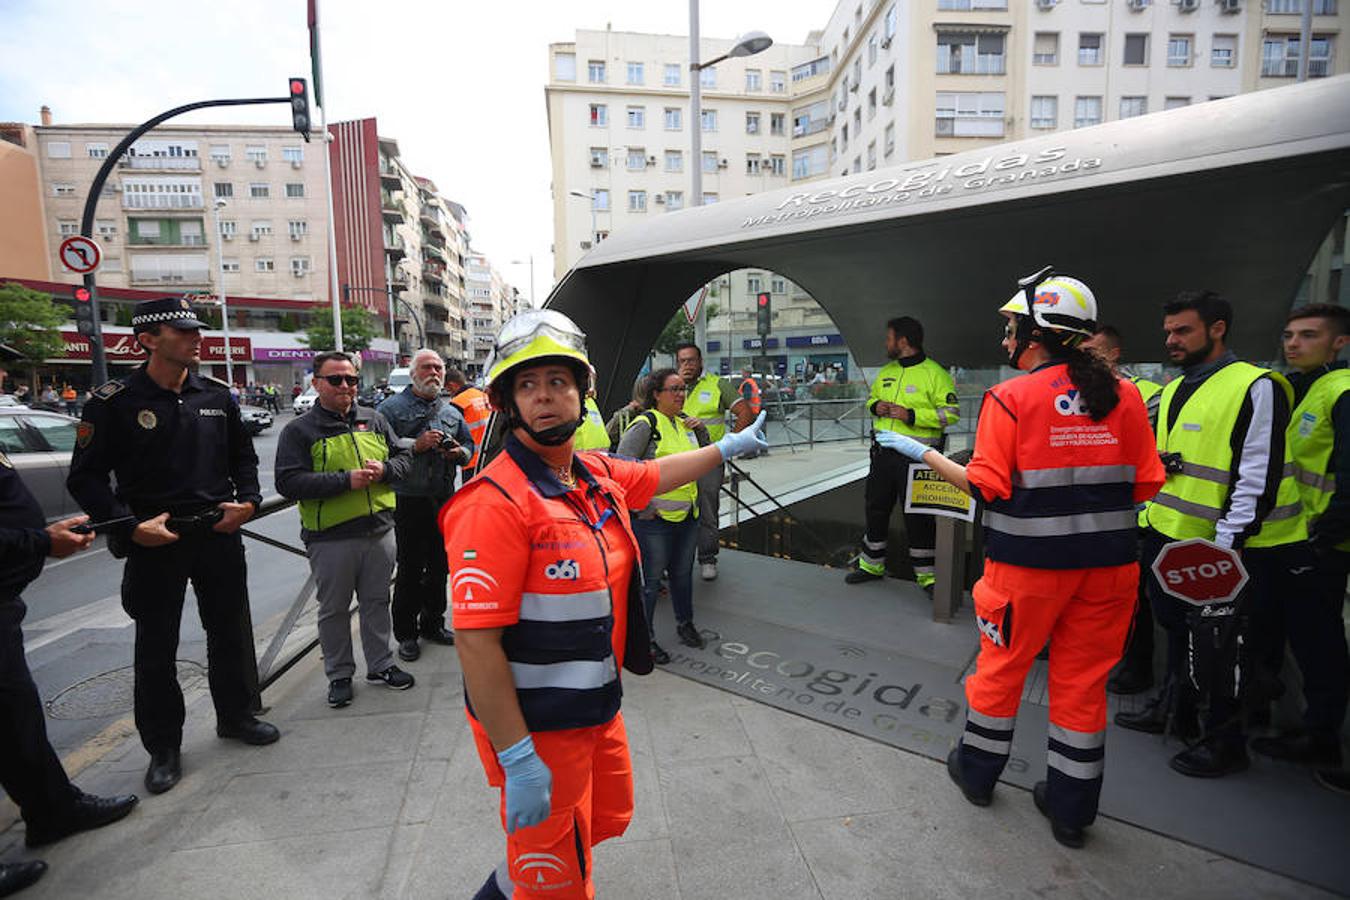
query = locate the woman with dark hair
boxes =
[616,367,710,663]
[877,268,1164,850]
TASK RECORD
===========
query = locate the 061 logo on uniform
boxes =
[1054,390,1088,417]
[545,559,580,580]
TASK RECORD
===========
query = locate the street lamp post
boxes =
[510,256,536,308]
[210,198,235,385]
[688,11,772,352]
[567,189,599,252]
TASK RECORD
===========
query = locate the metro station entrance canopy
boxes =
[548,76,1350,411]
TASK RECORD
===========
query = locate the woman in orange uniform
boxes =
[877,268,1163,849]
[442,310,766,899]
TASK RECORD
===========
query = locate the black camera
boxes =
[1160,451,1185,475]
[438,434,460,452]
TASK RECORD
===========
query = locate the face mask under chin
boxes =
[512,403,585,446]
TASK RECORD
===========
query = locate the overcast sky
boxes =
[0,0,825,305]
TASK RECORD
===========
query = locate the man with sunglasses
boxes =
[276,351,419,710]
[68,296,278,797]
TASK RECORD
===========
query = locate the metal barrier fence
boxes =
[759,391,984,451]
[236,495,321,705]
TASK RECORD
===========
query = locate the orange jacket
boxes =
[450,386,491,471]
[738,377,762,415]
[966,363,1164,569]
[441,435,660,731]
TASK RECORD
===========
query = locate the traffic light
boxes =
[73,286,96,336]
[288,77,311,141]
[756,292,772,336]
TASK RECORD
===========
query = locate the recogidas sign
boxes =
[740,146,1103,231]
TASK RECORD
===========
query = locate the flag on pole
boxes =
[308,0,324,107]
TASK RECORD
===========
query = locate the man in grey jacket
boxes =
[378,348,474,661]
[275,351,419,709]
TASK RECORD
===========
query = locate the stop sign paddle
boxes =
[1150,538,1249,606]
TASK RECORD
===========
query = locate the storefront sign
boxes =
[59,331,251,362]
[742,337,780,349]
[253,347,314,362]
[785,334,844,348]
[904,464,976,521]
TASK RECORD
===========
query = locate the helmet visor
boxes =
[494,310,586,363]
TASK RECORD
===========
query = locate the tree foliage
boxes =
[0,282,67,365]
[302,305,380,355]
[652,301,720,356]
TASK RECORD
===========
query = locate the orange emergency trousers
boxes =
[445,443,659,899]
[956,364,1163,830]
[469,714,631,899]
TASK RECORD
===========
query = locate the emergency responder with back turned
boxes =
[846,316,960,593]
[444,310,766,899]
[448,368,491,474]
[0,386,138,897]
[66,297,279,798]
[880,270,1163,849]
[1081,324,1164,696]
[1245,304,1350,769]
[676,342,752,581]
[378,349,474,662]
[1116,291,1312,779]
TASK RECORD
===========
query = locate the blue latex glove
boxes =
[497,735,552,833]
[875,430,932,462]
[715,411,770,461]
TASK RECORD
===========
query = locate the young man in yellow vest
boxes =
[1245,304,1350,770]
[847,316,959,593]
[1117,291,1313,778]
[675,343,752,581]
[1082,324,1164,695]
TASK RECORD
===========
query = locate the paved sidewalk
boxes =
[0,635,1330,899]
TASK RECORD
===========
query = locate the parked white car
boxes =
[293,387,318,415]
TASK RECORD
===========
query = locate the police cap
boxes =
[131,296,209,333]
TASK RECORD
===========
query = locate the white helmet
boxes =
[999,268,1098,339]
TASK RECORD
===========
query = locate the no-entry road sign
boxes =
[59,236,102,274]
[1150,538,1249,605]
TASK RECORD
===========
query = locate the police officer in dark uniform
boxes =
[66,297,279,797]
[0,369,138,896]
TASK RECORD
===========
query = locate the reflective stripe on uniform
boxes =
[962,731,1012,755]
[1293,465,1336,493]
[1047,750,1105,781]
[1048,723,1105,749]
[967,710,1016,731]
[1177,461,1233,486]
[1011,465,1137,489]
[510,656,618,691]
[1147,492,1222,522]
[519,589,611,622]
[982,509,1137,537]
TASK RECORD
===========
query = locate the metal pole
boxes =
[313,0,344,352]
[689,0,708,355]
[1297,0,1314,82]
[689,1,702,211]
[77,95,291,386]
[211,201,233,385]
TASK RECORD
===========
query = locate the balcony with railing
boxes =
[120,155,202,171]
[381,191,404,221]
[122,192,204,210]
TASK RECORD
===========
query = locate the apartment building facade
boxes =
[464,253,525,376]
[33,122,332,306]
